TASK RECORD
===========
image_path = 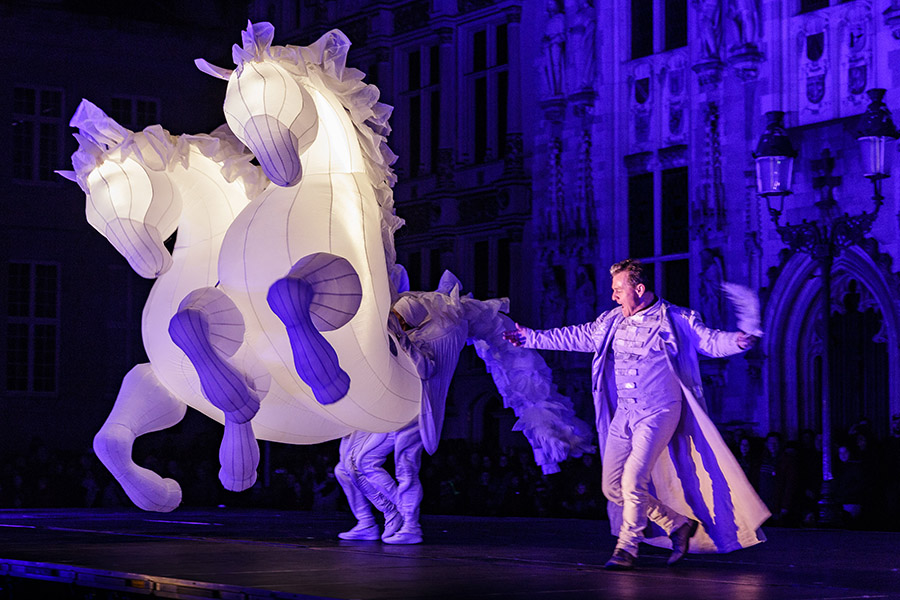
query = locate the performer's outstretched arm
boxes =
[503,314,609,353]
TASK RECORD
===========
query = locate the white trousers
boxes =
[334,422,424,527]
[601,398,688,555]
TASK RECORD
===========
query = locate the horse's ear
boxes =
[195,58,233,80]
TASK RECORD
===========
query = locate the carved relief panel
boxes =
[629,61,654,151]
[662,52,689,147]
[838,3,874,117]
[796,13,833,125]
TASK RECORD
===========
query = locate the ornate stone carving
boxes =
[885,1,900,40]
[797,15,833,124]
[727,44,764,81]
[693,101,724,238]
[700,247,725,329]
[727,0,759,50]
[693,0,722,60]
[542,0,566,97]
[541,136,565,241]
[839,4,874,115]
[629,63,653,149]
[692,59,725,91]
[503,133,524,177]
[569,0,597,91]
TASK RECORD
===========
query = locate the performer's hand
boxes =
[502,324,527,347]
[736,332,757,350]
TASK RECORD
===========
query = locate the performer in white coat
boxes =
[504,259,769,570]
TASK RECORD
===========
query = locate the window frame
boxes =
[11,86,66,184]
[5,261,61,395]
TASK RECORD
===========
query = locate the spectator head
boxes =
[838,445,851,463]
[891,413,900,438]
[739,437,752,456]
[765,431,783,455]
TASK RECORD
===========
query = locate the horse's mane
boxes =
[231,22,404,277]
[65,99,267,200]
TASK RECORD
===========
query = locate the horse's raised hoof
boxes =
[218,420,259,492]
[266,253,362,405]
[95,423,183,512]
[169,288,261,422]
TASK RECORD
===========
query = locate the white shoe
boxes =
[338,522,380,540]
[381,510,404,541]
[383,524,423,545]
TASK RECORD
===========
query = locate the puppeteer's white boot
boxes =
[338,522,380,541]
[383,522,423,545]
[381,509,404,541]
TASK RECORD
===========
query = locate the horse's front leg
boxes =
[168,287,262,491]
[93,363,186,512]
[168,287,261,422]
[267,253,362,405]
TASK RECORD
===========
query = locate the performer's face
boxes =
[611,271,645,315]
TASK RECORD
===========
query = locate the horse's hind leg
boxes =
[93,363,186,512]
[267,253,362,405]
[168,287,261,491]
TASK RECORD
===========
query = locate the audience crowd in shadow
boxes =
[3,414,900,531]
[726,414,900,531]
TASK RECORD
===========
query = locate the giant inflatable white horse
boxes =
[196,23,425,433]
[60,102,353,511]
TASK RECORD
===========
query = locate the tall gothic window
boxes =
[631,0,687,59]
[626,159,689,306]
[664,0,687,50]
[6,262,60,394]
[12,86,64,182]
[467,22,509,164]
[402,44,440,177]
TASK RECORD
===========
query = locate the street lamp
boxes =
[754,92,898,526]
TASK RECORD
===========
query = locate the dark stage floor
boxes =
[0,508,899,599]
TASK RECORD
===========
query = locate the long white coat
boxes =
[525,299,770,553]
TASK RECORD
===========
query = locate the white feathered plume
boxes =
[721,282,763,338]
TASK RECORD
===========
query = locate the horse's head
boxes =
[196,22,321,187]
[60,100,184,278]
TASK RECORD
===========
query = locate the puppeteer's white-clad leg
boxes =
[93,363,187,512]
[349,431,403,539]
[335,435,380,540]
[384,423,425,545]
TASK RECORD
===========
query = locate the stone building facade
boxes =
[256,0,900,442]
